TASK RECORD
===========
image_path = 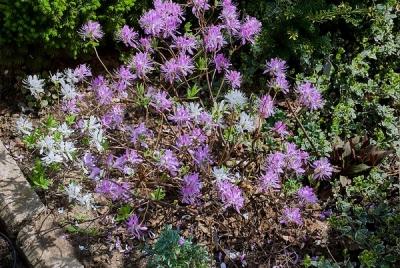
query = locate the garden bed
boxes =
[1,0,400,267]
[0,115,83,267]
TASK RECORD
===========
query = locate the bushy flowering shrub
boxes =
[17,0,335,265]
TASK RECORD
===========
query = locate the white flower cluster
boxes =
[187,102,203,118]
[212,166,231,181]
[23,67,84,101]
[65,182,93,209]
[36,123,76,165]
[50,69,79,100]
[212,166,241,183]
[23,75,45,99]
[82,116,106,152]
[220,90,256,134]
[16,116,33,135]
[50,68,78,85]
[236,112,256,133]
[224,89,248,108]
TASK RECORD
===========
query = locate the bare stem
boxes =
[93,46,112,76]
[285,99,319,154]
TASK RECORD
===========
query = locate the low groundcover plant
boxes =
[16,0,336,266]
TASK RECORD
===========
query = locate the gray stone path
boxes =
[0,141,83,268]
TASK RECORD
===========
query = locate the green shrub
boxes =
[147,226,210,268]
[0,0,151,70]
[329,168,400,266]
[241,0,399,149]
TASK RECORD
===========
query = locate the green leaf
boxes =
[196,57,208,71]
[186,84,200,99]
[65,115,76,125]
[44,115,58,129]
[30,159,51,190]
[184,22,192,34]
[150,187,166,201]
[116,205,132,222]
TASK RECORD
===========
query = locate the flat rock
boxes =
[0,141,45,233]
[17,213,83,268]
[0,140,83,267]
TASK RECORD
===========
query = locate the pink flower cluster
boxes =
[24,0,336,250]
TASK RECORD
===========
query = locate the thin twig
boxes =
[93,46,112,76]
[285,99,319,154]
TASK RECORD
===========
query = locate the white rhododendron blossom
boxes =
[23,75,45,99]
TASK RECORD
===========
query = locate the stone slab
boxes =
[0,140,83,267]
[17,213,83,268]
[0,141,45,233]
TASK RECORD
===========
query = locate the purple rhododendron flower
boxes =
[198,111,213,125]
[96,179,131,201]
[91,75,107,89]
[126,214,148,239]
[270,75,290,94]
[264,152,286,174]
[168,105,192,125]
[74,64,92,81]
[176,133,193,148]
[159,149,180,176]
[259,170,281,192]
[106,154,115,169]
[113,66,134,96]
[216,179,244,213]
[83,152,96,167]
[112,149,142,174]
[178,237,185,246]
[62,99,80,114]
[284,143,309,175]
[297,82,324,110]
[83,152,101,180]
[181,173,202,205]
[312,157,333,180]
[139,9,163,36]
[101,105,124,129]
[191,144,212,167]
[281,207,303,225]
[161,58,179,84]
[190,128,207,143]
[139,37,153,52]
[115,65,135,89]
[96,84,113,105]
[297,186,318,205]
[173,35,197,55]
[259,95,275,119]
[89,167,102,180]
[139,0,183,38]
[214,53,231,73]
[131,52,154,79]
[225,70,242,89]
[149,89,173,112]
[176,54,195,76]
[113,154,128,173]
[116,25,138,47]
[272,121,289,137]
[264,58,287,77]
[79,21,104,41]
[129,123,154,147]
[125,149,143,165]
[238,16,262,44]
[220,0,240,34]
[204,25,226,52]
[191,0,210,17]
[161,54,194,83]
